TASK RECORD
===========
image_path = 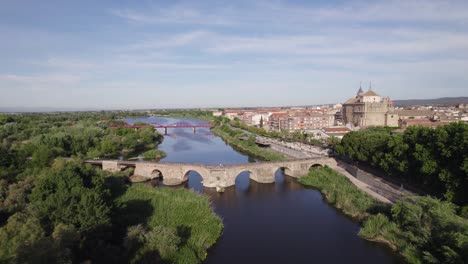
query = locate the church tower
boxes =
[357,83,364,97]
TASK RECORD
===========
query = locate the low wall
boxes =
[337,160,412,202]
[267,144,309,159]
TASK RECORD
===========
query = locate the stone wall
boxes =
[337,159,412,202]
[268,143,309,159]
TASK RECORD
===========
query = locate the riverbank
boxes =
[299,166,379,221]
[211,126,286,161]
[299,167,468,263]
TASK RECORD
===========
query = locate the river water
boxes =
[124,117,402,264]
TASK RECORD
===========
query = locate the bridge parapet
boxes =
[102,161,122,172]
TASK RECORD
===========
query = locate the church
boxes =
[342,86,399,127]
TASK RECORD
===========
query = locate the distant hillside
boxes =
[393,97,468,107]
[0,107,99,113]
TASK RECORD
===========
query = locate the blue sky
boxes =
[0,0,467,109]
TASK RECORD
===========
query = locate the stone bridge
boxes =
[85,158,336,188]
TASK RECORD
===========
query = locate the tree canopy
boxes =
[336,122,468,206]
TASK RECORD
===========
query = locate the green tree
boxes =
[31,144,55,167]
[0,211,55,263]
[30,161,111,233]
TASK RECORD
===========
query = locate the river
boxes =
[123,117,402,264]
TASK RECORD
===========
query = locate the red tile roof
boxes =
[362,90,380,96]
[269,113,288,118]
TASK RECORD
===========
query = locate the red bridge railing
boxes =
[110,122,214,132]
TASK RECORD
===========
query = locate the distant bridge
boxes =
[85,158,336,188]
[111,121,214,134]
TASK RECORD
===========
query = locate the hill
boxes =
[393,97,468,107]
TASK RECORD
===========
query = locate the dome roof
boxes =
[362,89,379,96]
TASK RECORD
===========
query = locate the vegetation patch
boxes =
[212,125,286,161]
[142,149,167,161]
[299,166,378,220]
[299,167,468,264]
[152,110,214,122]
[0,112,223,264]
[360,197,468,264]
[116,184,223,263]
[336,123,468,206]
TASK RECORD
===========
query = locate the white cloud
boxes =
[0,73,82,85]
[2,0,468,108]
[121,28,468,59]
[111,0,468,27]
[125,31,211,50]
[110,5,234,26]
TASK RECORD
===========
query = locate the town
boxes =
[213,86,468,140]
[1,1,467,264]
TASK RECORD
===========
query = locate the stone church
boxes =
[342,86,398,127]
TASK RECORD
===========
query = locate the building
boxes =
[322,126,351,139]
[224,110,241,120]
[342,86,398,127]
[308,126,351,140]
[268,111,335,132]
[399,119,444,129]
[212,111,223,117]
[268,113,289,131]
[397,109,434,120]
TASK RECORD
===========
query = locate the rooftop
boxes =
[397,109,434,117]
[361,89,380,97]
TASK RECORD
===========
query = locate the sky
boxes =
[0,0,467,109]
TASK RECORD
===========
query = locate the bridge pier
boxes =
[285,163,311,178]
[204,169,228,188]
[251,167,276,183]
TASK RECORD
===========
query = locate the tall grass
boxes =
[360,197,468,264]
[115,184,223,263]
[358,213,401,250]
[298,166,380,221]
[211,126,286,161]
[141,149,167,160]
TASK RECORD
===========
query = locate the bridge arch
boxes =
[277,166,293,176]
[274,167,291,183]
[309,163,323,170]
[150,169,163,179]
[182,169,205,192]
[234,170,253,190]
[182,169,206,182]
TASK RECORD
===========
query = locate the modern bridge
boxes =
[85,157,337,188]
[111,121,213,134]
